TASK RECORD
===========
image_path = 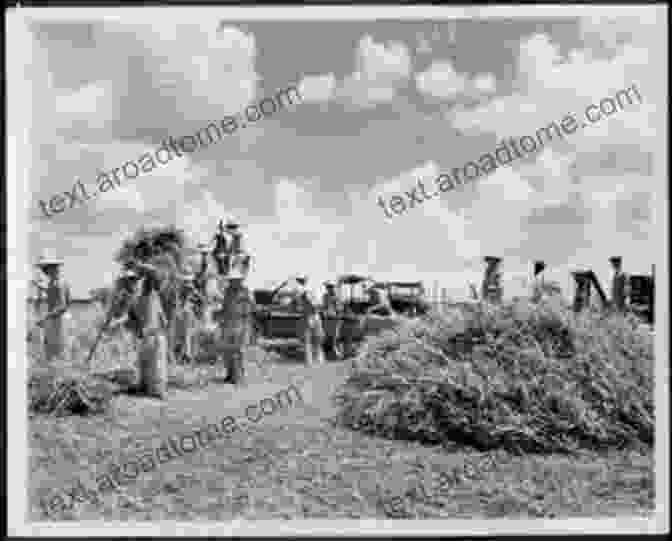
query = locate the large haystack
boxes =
[335,297,654,453]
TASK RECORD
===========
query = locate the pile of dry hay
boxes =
[29,365,116,416]
[335,297,654,454]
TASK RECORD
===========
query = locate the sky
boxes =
[25,9,664,300]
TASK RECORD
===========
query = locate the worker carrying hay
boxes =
[295,275,325,365]
[106,263,171,399]
[33,255,72,362]
[110,225,191,398]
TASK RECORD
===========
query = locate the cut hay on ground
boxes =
[29,365,115,417]
[335,297,654,454]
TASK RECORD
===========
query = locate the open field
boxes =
[27,301,655,521]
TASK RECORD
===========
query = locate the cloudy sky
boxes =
[24,8,665,299]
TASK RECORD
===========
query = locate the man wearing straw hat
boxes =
[33,255,72,362]
[106,263,170,398]
[224,216,251,278]
[215,268,256,385]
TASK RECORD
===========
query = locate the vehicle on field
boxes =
[321,274,400,358]
[385,281,430,316]
[252,279,304,341]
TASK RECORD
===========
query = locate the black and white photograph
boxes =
[6,3,668,536]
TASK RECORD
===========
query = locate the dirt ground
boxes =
[28,338,654,522]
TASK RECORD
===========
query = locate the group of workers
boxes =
[30,218,256,397]
[483,255,636,314]
[29,225,647,400]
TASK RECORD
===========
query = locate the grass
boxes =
[27,299,655,520]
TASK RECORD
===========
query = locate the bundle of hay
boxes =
[115,224,187,269]
[29,367,114,416]
[336,297,654,454]
[113,224,190,327]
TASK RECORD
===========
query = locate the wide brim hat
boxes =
[35,255,64,268]
[225,216,240,229]
[222,269,246,280]
[119,268,141,280]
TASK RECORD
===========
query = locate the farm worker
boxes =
[571,270,592,313]
[195,243,211,294]
[530,260,547,301]
[609,256,630,313]
[225,216,251,277]
[212,219,232,276]
[322,282,342,314]
[174,271,202,364]
[108,262,170,399]
[216,269,256,385]
[367,284,393,316]
[28,277,48,346]
[33,256,72,362]
[102,269,141,344]
[296,275,325,365]
[321,281,343,359]
[225,216,244,254]
[481,256,503,304]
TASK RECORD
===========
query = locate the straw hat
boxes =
[225,216,240,229]
[35,253,64,268]
[222,269,246,280]
[119,267,139,278]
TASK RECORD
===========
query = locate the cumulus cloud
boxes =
[53,82,117,139]
[445,15,660,276]
[452,19,663,149]
[337,35,412,108]
[181,190,229,247]
[298,73,337,103]
[472,73,496,94]
[416,61,468,100]
[33,20,260,143]
[416,61,497,101]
